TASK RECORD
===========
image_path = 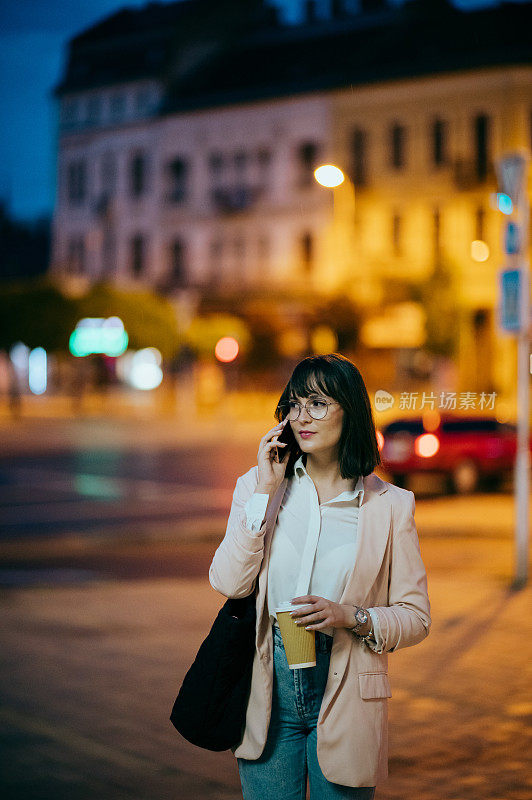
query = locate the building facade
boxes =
[49,0,532,399]
[53,92,333,291]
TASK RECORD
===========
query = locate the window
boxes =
[100,152,117,198]
[86,95,101,126]
[475,206,485,241]
[390,123,406,169]
[101,230,116,275]
[67,160,87,205]
[297,141,320,187]
[474,114,489,181]
[300,232,314,272]
[168,238,187,286]
[432,118,447,167]
[61,99,79,129]
[67,236,85,274]
[234,151,247,173]
[257,148,272,194]
[130,154,147,198]
[433,207,441,257]
[208,152,224,175]
[136,87,152,114]
[209,238,223,286]
[257,148,271,169]
[167,157,188,204]
[110,92,126,121]
[130,234,145,276]
[392,212,402,256]
[351,128,368,187]
[208,153,225,201]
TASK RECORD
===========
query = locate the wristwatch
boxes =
[350,605,370,635]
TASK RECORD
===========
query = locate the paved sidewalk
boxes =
[1,534,530,800]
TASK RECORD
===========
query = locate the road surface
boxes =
[0,416,530,799]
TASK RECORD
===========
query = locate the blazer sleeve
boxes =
[209,468,269,599]
[369,490,431,653]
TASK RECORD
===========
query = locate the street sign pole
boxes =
[496,151,530,588]
[514,168,530,587]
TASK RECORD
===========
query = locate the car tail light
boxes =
[415,433,440,458]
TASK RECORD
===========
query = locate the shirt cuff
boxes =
[244,493,269,532]
[365,608,385,654]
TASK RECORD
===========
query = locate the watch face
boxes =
[355,609,368,624]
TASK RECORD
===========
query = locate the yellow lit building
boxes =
[50,0,532,403]
[329,64,531,402]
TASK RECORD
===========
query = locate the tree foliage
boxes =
[0,278,79,351]
[0,278,183,360]
[185,313,251,358]
[78,283,182,360]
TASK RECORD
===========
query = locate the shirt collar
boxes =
[293,454,365,505]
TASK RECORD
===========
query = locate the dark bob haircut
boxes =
[274,353,381,480]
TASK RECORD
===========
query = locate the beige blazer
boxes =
[209,466,431,788]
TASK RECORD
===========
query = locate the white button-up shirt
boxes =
[244,454,384,650]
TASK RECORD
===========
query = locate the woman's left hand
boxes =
[290,595,352,631]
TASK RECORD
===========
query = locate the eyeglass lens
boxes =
[286,400,328,420]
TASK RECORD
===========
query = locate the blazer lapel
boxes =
[317,474,391,721]
[339,472,391,607]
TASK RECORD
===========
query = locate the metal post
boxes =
[497,150,530,588]
[514,169,530,588]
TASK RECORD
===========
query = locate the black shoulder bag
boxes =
[169,587,257,751]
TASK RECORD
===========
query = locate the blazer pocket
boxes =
[358,671,392,700]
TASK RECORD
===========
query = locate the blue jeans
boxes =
[237,623,376,800]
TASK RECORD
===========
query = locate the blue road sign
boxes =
[504,222,520,255]
[498,268,521,332]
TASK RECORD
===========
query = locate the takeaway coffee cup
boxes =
[275,602,316,669]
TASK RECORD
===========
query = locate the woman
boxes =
[209,353,431,799]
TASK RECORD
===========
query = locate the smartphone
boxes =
[273,418,298,463]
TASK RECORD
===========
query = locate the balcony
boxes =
[211,186,259,214]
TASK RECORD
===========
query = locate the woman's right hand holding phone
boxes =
[256,418,290,495]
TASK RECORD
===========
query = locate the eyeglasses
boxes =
[278,398,337,421]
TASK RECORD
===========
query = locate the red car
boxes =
[378,415,522,493]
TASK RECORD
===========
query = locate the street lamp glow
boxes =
[69,317,128,357]
[118,348,163,390]
[471,239,490,262]
[491,192,513,214]
[28,347,47,395]
[215,336,239,363]
[314,165,345,188]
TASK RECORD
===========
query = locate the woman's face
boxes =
[289,389,344,459]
